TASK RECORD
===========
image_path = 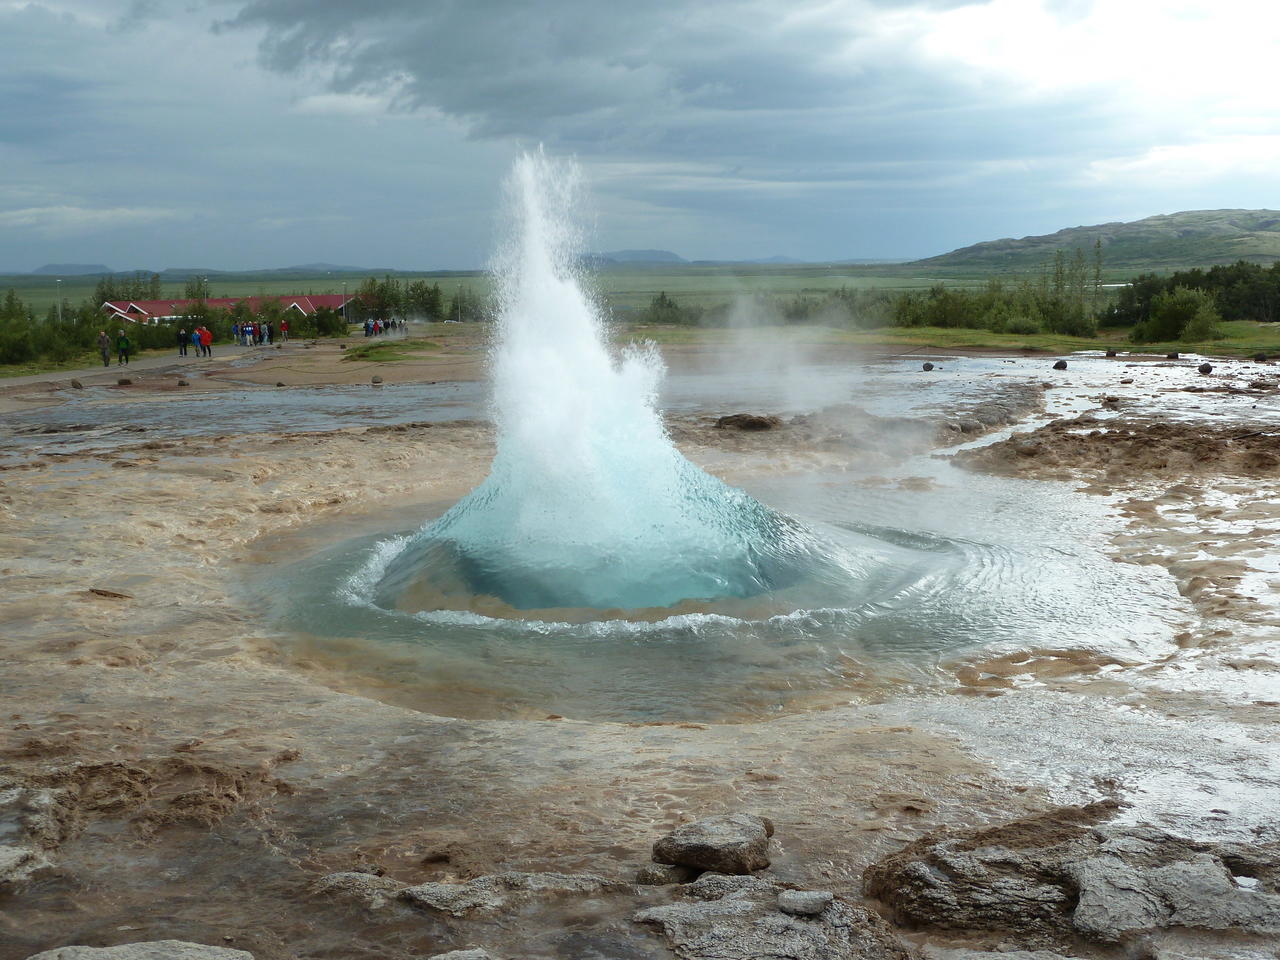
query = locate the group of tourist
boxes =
[176,327,215,358]
[96,330,130,367]
[363,318,401,337]
[231,320,286,346]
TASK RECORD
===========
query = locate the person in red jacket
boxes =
[198,325,213,358]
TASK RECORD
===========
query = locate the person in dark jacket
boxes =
[96,330,111,367]
[116,330,132,365]
[177,327,188,356]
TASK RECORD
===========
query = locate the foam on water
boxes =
[373,151,842,614]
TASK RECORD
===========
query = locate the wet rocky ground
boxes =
[3,349,1279,960]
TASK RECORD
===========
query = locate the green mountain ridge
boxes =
[915,209,1280,271]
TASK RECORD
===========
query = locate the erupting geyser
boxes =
[374,152,833,613]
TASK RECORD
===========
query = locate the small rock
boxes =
[276,382,286,387]
[652,814,772,874]
[636,863,700,885]
[1104,349,1117,358]
[1249,380,1275,390]
[1254,352,1268,362]
[177,379,189,387]
[1052,360,1067,371]
[70,379,83,389]
[1166,351,1180,359]
[922,362,934,371]
[372,375,384,384]
[117,378,132,386]
[1120,378,1133,384]
[778,889,834,916]
[275,344,282,350]
[338,344,345,350]
[23,943,254,960]
[1198,362,1213,374]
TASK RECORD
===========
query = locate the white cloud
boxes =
[292,92,393,117]
[1085,135,1280,187]
[0,205,188,236]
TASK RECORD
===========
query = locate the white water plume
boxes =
[375,151,837,613]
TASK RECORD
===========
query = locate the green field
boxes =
[6,262,1070,317]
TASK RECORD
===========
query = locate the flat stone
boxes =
[778,889,834,916]
[685,872,779,901]
[634,887,912,960]
[399,872,623,917]
[313,871,405,908]
[636,862,699,885]
[70,379,83,389]
[652,814,772,874]
[0,843,47,886]
[24,943,254,960]
[425,952,494,960]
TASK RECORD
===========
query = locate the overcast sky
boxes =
[3,0,1277,271]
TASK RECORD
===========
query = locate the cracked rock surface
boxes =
[24,944,254,960]
[635,874,916,960]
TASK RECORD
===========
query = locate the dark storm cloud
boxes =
[214,0,1142,207]
[220,1,931,142]
[4,0,1274,269]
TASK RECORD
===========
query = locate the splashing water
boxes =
[374,152,838,613]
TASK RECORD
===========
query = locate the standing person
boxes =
[116,329,132,365]
[231,322,239,343]
[266,322,274,345]
[199,325,213,358]
[96,330,111,367]
[280,319,288,342]
[177,327,188,357]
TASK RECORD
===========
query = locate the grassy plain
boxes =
[1,263,1006,315]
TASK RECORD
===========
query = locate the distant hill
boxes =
[915,209,1280,271]
[32,263,111,275]
[596,249,686,263]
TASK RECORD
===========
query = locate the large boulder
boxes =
[24,943,253,960]
[864,802,1280,952]
[652,814,773,874]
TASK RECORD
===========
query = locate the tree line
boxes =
[635,253,1280,344]
[343,276,490,323]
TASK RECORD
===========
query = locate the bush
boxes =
[1131,286,1221,343]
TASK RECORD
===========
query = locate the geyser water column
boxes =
[374,151,832,613]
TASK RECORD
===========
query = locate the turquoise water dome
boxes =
[374,152,839,613]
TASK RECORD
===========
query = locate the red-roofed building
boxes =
[102,294,351,323]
